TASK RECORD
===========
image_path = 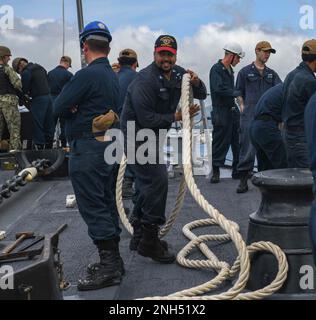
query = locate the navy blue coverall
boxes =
[48,65,73,147]
[117,66,137,116]
[120,62,207,225]
[54,57,121,242]
[117,65,137,181]
[249,83,287,171]
[21,63,55,147]
[304,92,316,264]
[209,60,240,174]
[282,66,301,118]
[283,62,316,168]
[235,63,281,173]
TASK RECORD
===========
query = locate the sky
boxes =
[0,0,316,102]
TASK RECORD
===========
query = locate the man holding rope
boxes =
[120,35,207,263]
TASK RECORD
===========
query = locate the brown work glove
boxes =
[93,110,119,132]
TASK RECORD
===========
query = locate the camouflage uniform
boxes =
[0,64,22,150]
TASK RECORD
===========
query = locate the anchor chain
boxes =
[0,159,50,205]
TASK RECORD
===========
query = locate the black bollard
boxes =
[247,168,316,299]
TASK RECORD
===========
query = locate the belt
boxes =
[255,114,278,123]
[69,131,106,141]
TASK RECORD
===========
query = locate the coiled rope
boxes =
[116,73,288,300]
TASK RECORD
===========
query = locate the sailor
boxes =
[120,35,207,263]
[48,56,73,147]
[54,21,123,291]
[249,83,287,171]
[12,57,54,149]
[235,41,281,193]
[305,91,316,264]
[0,46,22,151]
[117,49,139,199]
[283,39,316,169]
[117,49,138,115]
[209,42,244,183]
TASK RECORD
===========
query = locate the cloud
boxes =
[0,17,307,104]
[179,23,305,81]
[0,18,80,71]
[21,18,55,29]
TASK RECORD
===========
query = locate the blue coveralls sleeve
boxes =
[131,81,175,129]
[21,69,32,95]
[192,80,207,100]
[210,68,234,97]
[53,71,91,118]
[235,70,245,98]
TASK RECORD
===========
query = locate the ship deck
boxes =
[0,169,261,300]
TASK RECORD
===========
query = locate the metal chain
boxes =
[0,159,50,204]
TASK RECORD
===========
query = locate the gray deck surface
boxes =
[0,169,261,300]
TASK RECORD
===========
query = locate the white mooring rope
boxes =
[116,73,289,300]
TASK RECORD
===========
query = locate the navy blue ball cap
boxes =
[79,21,112,47]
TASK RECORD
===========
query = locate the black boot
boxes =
[236,171,249,194]
[129,217,168,251]
[122,178,134,199]
[210,166,220,184]
[129,218,143,251]
[87,237,125,275]
[137,224,175,264]
[78,239,123,291]
[232,170,240,180]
